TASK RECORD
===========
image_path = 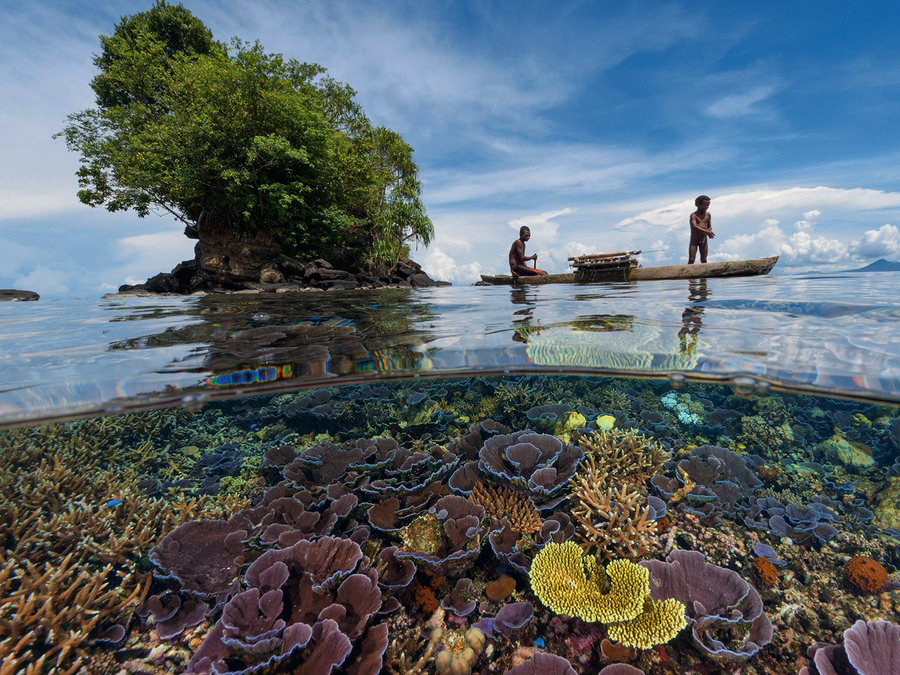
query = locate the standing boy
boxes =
[688,195,715,264]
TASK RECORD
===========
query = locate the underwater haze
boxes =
[0,276,898,674]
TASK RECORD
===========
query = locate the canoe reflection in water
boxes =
[679,279,709,354]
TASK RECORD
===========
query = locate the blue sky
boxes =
[3,1,900,295]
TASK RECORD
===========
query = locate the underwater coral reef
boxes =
[0,374,897,674]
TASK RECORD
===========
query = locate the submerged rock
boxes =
[819,429,875,468]
[873,477,900,530]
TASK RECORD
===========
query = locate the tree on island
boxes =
[59,1,435,289]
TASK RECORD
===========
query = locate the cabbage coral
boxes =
[529,541,647,623]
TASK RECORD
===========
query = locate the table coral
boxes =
[606,597,687,648]
[529,541,647,623]
[475,431,584,509]
[641,549,773,661]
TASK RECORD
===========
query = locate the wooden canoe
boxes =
[479,256,778,285]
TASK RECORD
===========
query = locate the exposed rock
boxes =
[195,225,284,283]
[116,221,447,296]
[144,273,181,294]
[0,289,39,301]
[259,265,285,284]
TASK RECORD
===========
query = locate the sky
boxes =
[3,1,900,296]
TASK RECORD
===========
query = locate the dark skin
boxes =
[509,229,547,275]
[689,198,715,264]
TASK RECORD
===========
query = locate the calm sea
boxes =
[0,272,897,674]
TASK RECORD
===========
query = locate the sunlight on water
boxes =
[0,273,897,426]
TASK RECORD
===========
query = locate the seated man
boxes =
[509,226,548,276]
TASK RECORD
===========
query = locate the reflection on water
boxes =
[0,374,896,673]
[0,272,899,424]
[679,279,709,355]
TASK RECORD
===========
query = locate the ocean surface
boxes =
[1,272,898,426]
[0,272,898,674]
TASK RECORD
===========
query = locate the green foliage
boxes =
[58,1,432,270]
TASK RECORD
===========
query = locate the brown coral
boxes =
[416,585,439,614]
[485,575,517,603]
[468,481,541,540]
[569,482,658,560]
[753,557,778,586]
[0,417,247,672]
[576,429,669,490]
[846,556,889,593]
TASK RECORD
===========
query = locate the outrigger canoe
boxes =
[479,256,779,285]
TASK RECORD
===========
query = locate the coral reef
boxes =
[569,483,658,559]
[575,429,669,490]
[530,542,649,623]
[505,652,578,674]
[529,541,685,648]
[471,430,584,509]
[468,481,542,541]
[845,556,889,593]
[641,549,773,661]
[1,375,897,674]
[395,495,487,572]
[799,620,900,675]
[0,417,245,673]
[605,597,687,649]
[753,556,779,586]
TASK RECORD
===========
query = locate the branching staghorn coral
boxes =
[468,481,542,544]
[569,482,658,559]
[0,417,248,672]
[576,429,669,490]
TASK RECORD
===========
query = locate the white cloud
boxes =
[614,187,900,233]
[508,207,575,243]
[112,229,195,283]
[607,186,900,268]
[714,221,848,265]
[419,247,482,284]
[852,224,900,258]
[12,264,75,297]
[706,85,776,118]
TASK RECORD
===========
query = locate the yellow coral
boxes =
[596,415,616,431]
[554,411,587,443]
[607,597,687,648]
[529,541,648,623]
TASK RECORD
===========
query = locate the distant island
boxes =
[59,2,444,295]
[838,258,900,273]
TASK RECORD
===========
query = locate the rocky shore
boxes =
[116,255,447,296]
[0,289,39,302]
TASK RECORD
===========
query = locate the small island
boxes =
[59,2,445,294]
